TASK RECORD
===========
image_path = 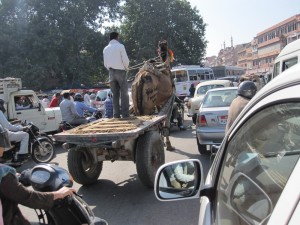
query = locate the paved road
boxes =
[19,116,214,225]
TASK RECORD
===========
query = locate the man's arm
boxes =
[120,45,129,70]
[0,174,54,210]
[81,103,97,114]
[0,111,22,132]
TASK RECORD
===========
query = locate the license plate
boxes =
[219,115,228,125]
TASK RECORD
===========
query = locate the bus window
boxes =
[175,70,188,82]
[188,70,198,81]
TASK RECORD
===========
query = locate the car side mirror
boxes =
[154,159,203,201]
[226,173,273,224]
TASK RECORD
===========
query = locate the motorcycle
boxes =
[2,121,55,166]
[59,110,103,132]
[18,163,108,225]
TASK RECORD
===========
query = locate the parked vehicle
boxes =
[2,121,55,166]
[272,38,300,79]
[196,87,238,154]
[212,66,245,79]
[0,77,62,133]
[19,163,108,225]
[154,63,300,225]
[171,65,215,99]
[187,80,233,124]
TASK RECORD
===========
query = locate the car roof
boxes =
[205,87,238,93]
[196,80,232,88]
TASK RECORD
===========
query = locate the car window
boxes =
[196,84,224,95]
[282,57,298,73]
[273,62,280,78]
[215,102,300,225]
[202,89,237,107]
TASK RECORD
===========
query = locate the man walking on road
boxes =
[103,31,130,118]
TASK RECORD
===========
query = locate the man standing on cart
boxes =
[103,31,130,118]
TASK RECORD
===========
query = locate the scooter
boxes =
[18,163,108,225]
[2,121,55,167]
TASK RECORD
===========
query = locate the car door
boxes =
[210,86,300,225]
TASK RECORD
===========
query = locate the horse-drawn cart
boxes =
[53,115,168,188]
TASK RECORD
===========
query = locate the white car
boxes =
[154,63,300,225]
[187,80,233,124]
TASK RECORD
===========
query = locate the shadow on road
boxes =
[78,175,200,225]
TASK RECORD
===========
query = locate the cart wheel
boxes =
[136,131,165,188]
[67,147,103,185]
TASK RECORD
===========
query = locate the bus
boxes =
[171,65,215,98]
[212,66,245,79]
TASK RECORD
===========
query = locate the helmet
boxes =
[0,99,6,113]
[74,93,83,102]
[238,81,257,99]
[90,93,96,100]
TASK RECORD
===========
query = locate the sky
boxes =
[188,0,300,57]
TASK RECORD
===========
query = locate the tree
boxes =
[120,0,207,66]
[0,0,120,90]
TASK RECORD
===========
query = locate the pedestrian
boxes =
[104,93,113,118]
[41,95,50,108]
[83,90,91,106]
[49,93,61,108]
[189,83,195,97]
[225,81,257,133]
[103,31,130,118]
[59,93,87,126]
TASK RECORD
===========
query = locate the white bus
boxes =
[171,65,215,98]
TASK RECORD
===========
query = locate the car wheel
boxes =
[197,138,209,155]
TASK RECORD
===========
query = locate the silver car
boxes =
[196,87,238,154]
[155,62,300,225]
[187,80,233,124]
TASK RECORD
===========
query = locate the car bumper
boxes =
[196,127,225,145]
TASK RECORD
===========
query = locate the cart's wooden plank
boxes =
[53,115,166,144]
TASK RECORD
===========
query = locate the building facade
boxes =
[206,14,300,75]
[250,14,300,74]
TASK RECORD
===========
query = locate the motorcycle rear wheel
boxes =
[32,140,55,163]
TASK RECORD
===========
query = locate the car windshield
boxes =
[197,84,224,95]
[202,89,237,108]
